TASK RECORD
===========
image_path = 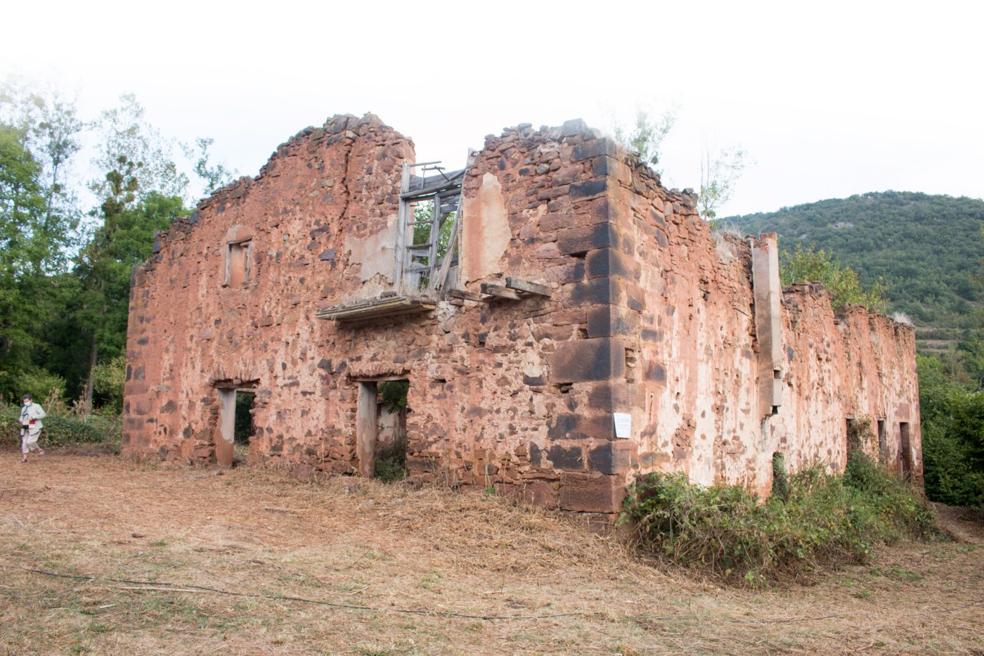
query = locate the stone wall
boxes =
[600,141,921,497]
[123,114,921,516]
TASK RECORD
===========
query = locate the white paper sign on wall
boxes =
[613,412,632,439]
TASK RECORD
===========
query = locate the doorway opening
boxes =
[876,419,887,464]
[899,422,913,479]
[356,379,409,482]
[846,417,865,454]
[234,390,256,464]
[215,381,258,468]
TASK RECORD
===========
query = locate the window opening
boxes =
[398,162,465,294]
[225,240,252,287]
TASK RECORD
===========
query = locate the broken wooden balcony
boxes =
[448,277,552,303]
[317,277,550,323]
[316,292,437,322]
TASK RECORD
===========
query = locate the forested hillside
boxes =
[718,192,984,351]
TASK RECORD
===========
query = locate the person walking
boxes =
[19,393,46,463]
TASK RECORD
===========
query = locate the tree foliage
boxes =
[781,245,888,312]
[719,191,984,330]
[698,146,747,220]
[0,83,226,407]
[192,137,234,196]
[917,354,984,507]
[0,84,83,399]
[613,110,675,175]
[613,109,747,219]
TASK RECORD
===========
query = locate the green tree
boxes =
[613,109,675,175]
[0,124,47,394]
[0,83,85,399]
[918,354,984,507]
[613,108,748,219]
[698,146,747,220]
[77,191,184,410]
[192,136,234,196]
[78,95,188,410]
[781,246,888,312]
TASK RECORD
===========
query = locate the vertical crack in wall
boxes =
[336,137,356,225]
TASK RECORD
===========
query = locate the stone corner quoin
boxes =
[122,113,922,516]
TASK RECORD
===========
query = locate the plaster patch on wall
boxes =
[461,172,510,283]
[344,215,398,291]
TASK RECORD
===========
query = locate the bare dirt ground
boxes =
[0,450,981,656]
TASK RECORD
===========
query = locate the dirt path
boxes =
[0,452,981,655]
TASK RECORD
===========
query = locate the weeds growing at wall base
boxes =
[621,452,941,585]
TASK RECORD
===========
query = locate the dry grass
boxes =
[0,449,982,655]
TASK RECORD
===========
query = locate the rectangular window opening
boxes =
[225,240,252,287]
[398,163,464,294]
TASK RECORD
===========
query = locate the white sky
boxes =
[3,0,983,216]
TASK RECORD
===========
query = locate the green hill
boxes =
[717,191,984,353]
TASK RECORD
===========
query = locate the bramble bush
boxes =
[621,451,939,585]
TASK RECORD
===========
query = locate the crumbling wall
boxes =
[124,116,639,514]
[124,114,415,466]
[602,142,921,497]
[838,306,922,478]
[124,113,921,516]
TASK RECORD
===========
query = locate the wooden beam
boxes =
[316,295,436,322]
[505,277,552,297]
[480,283,522,301]
[447,288,483,302]
[395,162,410,294]
[426,192,441,287]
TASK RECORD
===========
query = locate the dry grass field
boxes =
[1,449,981,655]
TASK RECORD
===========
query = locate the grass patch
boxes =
[621,452,941,585]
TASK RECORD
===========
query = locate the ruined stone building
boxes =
[122,114,922,516]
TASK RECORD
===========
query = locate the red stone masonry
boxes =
[123,114,921,516]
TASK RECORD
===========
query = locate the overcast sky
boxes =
[3,0,983,216]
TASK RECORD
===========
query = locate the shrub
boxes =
[0,404,112,447]
[844,451,938,539]
[781,246,888,312]
[3,368,66,403]
[91,355,126,413]
[622,452,939,585]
